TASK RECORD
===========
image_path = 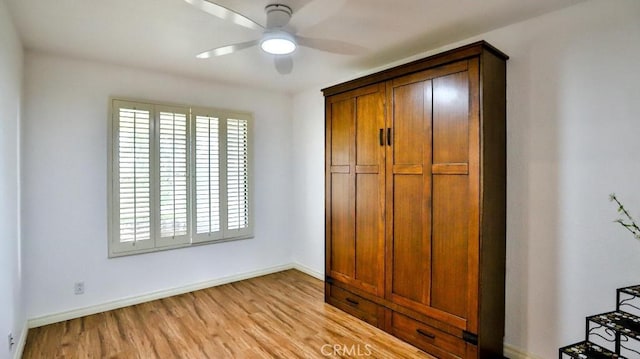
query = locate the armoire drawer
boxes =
[327,285,380,326]
[390,312,466,359]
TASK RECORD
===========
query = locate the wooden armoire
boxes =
[323,41,507,358]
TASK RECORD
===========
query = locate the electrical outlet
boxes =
[74,281,85,295]
[8,333,14,350]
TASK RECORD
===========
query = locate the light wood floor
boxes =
[23,270,434,358]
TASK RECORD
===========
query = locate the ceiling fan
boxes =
[184,0,366,74]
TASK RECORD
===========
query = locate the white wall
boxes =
[490,1,640,356]
[22,53,294,319]
[290,1,640,357]
[0,0,24,357]
[291,88,325,276]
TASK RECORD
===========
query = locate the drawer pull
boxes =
[346,298,359,306]
[416,329,436,339]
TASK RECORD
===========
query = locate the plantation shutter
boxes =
[225,117,251,237]
[192,111,222,242]
[156,106,190,247]
[109,100,253,257]
[112,101,155,252]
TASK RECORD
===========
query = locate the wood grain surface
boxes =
[23,270,434,358]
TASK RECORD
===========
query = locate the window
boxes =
[109,99,253,256]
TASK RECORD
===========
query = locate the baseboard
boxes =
[13,324,28,359]
[504,343,539,359]
[291,262,324,280]
[28,263,295,328]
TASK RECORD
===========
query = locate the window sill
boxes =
[108,234,254,258]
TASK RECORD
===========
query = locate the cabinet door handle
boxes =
[416,329,435,339]
[346,298,359,306]
[379,129,384,146]
[387,128,392,146]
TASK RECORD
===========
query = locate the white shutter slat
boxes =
[117,107,152,244]
[226,118,250,232]
[158,111,189,240]
[193,115,221,237]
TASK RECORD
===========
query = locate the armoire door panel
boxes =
[356,93,383,166]
[326,84,386,296]
[433,71,470,164]
[356,174,383,288]
[388,74,433,314]
[431,175,469,318]
[353,88,386,295]
[391,81,428,165]
[330,173,354,278]
[391,175,430,304]
[330,100,353,166]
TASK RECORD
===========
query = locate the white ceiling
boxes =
[6,0,585,94]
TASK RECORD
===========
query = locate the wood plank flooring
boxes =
[23,270,434,358]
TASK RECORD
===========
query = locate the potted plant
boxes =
[610,193,640,240]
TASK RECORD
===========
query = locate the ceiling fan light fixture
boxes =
[260,31,297,55]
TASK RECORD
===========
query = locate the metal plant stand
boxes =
[560,285,640,358]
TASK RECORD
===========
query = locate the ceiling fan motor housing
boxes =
[265,4,293,28]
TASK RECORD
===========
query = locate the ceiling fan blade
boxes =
[288,0,346,32]
[196,40,259,58]
[184,0,264,31]
[296,36,367,55]
[274,55,293,75]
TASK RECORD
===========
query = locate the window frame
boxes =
[108,98,254,258]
